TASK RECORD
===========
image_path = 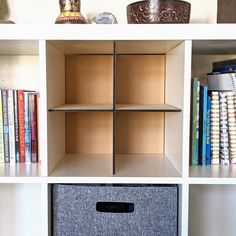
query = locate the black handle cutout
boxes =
[96,202,134,213]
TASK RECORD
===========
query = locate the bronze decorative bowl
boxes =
[127,0,191,24]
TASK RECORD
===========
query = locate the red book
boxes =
[29,93,38,163]
[17,90,25,163]
[36,94,40,163]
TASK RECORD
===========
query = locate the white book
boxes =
[0,90,4,163]
[8,90,15,163]
[207,71,236,91]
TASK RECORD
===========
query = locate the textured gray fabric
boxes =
[52,184,178,236]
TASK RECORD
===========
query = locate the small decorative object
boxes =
[55,0,87,24]
[127,0,191,24]
[217,0,236,23]
[0,0,14,24]
[92,12,118,24]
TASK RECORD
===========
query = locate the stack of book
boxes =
[0,90,39,164]
[191,59,236,166]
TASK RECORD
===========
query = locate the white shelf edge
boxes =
[1,24,236,40]
[1,177,236,185]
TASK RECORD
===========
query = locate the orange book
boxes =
[17,90,25,163]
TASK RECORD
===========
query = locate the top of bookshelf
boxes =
[1,24,236,41]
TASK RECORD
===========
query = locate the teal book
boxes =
[191,78,200,166]
[199,86,208,166]
[206,95,211,165]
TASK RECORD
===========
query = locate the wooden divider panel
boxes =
[66,112,113,154]
[116,55,165,105]
[116,112,164,154]
[66,55,113,105]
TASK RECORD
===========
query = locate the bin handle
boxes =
[96,202,134,213]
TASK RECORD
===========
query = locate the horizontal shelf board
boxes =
[190,165,236,178]
[49,40,114,54]
[188,178,236,185]
[115,154,181,177]
[50,154,113,177]
[116,104,181,112]
[0,163,41,177]
[116,40,181,54]
[46,177,184,184]
[2,25,236,40]
[49,104,113,112]
[2,177,236,184]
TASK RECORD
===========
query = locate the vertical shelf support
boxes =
[39,40,48,176]
[113,41,117,175]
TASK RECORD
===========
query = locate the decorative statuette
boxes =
[55,0,87,24]
[92,12,118,24]
[0,0,14,24]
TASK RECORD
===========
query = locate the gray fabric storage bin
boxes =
[52,184,178,236]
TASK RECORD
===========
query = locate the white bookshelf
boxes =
[1,23,236,236]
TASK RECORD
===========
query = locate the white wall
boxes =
[1,0,217,24]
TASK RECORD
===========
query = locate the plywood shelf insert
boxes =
[49,104,113,112]
[116,104,181,112]
[115,154,181,177]
[50,154,113,177]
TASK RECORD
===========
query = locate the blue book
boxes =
[212,65,236,73]
[24,92,31,163]
[199,86,208,166]
[206,95,211,165]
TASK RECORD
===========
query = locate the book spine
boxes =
[24,92,31,163]
[189,79,194,166]
[210,91,220,165]
[18,90,25,163]
[0,90,4,163]
[14,90,20,163]
[2,90,9,163]
[219,92,230,165]
[206,95,211,165]
[29,94,38,163]
[36,94,40,162]
[8,90,16,163]
[230,72,236,93]
[191,78,200,166]
[228,92,236,164]
[196,81,200,165]
[212,65,236,73]
[199,86,208,166]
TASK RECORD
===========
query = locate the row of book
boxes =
[191,58,236,166]
[0,90,38,163]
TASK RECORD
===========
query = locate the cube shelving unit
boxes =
[1,23,236,236]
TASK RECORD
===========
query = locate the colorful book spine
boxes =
[29,94,38,163]
[24,92,31,163]
[36,94,40,162]
[229,92,236,164]
[191,78,200,166]
[199,86,208,166]
[8,90,16,163]
[2,90,9,163]
[0,90,4,163]
[219,92,230,165]
[14,90,20,163]
[18,90,25,163]
[206,95,211,165]
[210,91,220,165]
